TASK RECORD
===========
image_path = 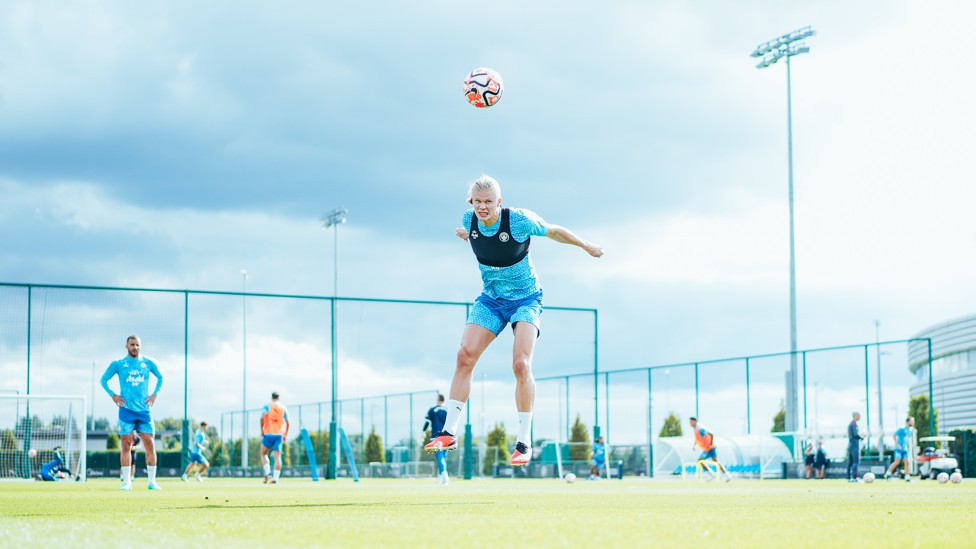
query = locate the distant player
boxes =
[101,334,164,491]
[589,436,606,480]
[689,417,731,482]
[182,421,210,482]
[884,416,915,482]
[121,432,140,482]
[847,411,864,483]
[423,395,449,484]
[425,175,604,467]
[38,447,71,481]
[260,392,290,484]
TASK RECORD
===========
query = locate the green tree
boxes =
[91,417,111,430]
[570,415,591,461]
[365,427,385,464]
[106,432,119,450]
[659,412,683,437]
[1,429,16,451]
[772,400,785,433]
[482,423,510,475]
[909,395,939,441]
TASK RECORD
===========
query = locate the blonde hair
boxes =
[466,174,501,204]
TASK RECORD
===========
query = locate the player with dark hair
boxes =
[260,392,289,484]
[884,416,915,482]
[589,436,606,480]
[423,395,449,484]
[101,334,164,491]
[690,417,731,482]
[424,175,603,467]
[182,421,210,482]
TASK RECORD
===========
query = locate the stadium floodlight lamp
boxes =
[320,208,347,229]
[751,26,816,60]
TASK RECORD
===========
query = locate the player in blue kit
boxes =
[38,447,72,481]
[425,175,603,467]
[884,416,915,482]
[423,395,449,484]
[101,334,164,491]
[589,436,606,480]
[182,421,210,482]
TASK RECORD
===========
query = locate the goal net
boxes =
[0,395,87,481]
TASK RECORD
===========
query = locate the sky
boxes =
[1,1,974,445]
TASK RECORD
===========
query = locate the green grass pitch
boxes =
[1,478,974,548]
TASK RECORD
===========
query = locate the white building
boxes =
[908,313,976,432]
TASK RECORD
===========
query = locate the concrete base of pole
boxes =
[326,421,338,480]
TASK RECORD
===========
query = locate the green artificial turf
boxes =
[1,478,973,548]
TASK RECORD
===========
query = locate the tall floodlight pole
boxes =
[321,207,347,480]
[751,26,815,432]
[241,269,248,468]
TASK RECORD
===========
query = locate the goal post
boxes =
[0,395,87,481]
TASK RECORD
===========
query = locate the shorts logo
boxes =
[471,230,479,239]
[499,232,510,242]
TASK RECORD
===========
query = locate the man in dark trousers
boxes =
[847,411,864,482]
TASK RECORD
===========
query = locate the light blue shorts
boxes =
[262,434,283,452]
[700,448,717,460]
[118,408,155,436]
[894,449,908,460]
[592,459,605,468]
[190,453,208,465]
[467,290,543,336]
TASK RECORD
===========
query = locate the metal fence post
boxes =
[864,345,870,453]
[802,351,807,430]
[928,338,934,435]
[647,368,652,477]
[182,291,190,472]
[746,358,751,434]
[694,363,699,418]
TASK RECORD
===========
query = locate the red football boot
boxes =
[424,431,458,452]
[511,442,531,466]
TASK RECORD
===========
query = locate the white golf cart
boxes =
[916,436,961,480]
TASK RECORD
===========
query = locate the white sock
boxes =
[147,466,157,484]
[443,399,465,436]
[263,463,271,476]
[273,469,281,481]
[517,412,533,447]
[121,467,131,485]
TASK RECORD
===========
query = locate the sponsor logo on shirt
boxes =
[499,232,510,242]
[471,230,479,239]
[126,373,146,386]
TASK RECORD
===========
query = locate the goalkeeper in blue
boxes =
[38,447,72,481]
[101,334,164,491]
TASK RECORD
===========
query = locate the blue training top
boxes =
[462,208,549,301]
[191,429,206,456]
[592,442,606,462]
[101,355,164,415]
[895,426,912,451]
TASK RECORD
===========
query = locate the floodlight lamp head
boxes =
[320,207,348,229]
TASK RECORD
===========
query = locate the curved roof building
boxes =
[908,313,976,432]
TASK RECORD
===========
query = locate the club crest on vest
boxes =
[472,230,479,239]
[499,232,510,242]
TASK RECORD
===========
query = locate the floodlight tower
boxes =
[320,207,347,480]
[751,26,815,432]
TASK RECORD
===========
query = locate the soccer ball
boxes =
[564,473,576,484]
[937,472,949,483]
[463,68,504,108]
[950,472,962,483]
[862,472,875,483]
[27,449,36,458]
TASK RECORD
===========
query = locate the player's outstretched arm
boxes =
[456,227,469,241]
[545,225,604,257]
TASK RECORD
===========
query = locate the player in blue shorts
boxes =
[589,436,606,480]
[182,421,210,482]
[101,334,164,491]
[260,392,290,484]
[423,395,449,484]
[38,447,72,481]
[884,416,915,482]
[425,175,603,467]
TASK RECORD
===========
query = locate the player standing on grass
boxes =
[423,395,450,484]
[847,411,864,483]
[884,416,915,482]
[589,436,606,480]
[689,417,731,482]
[182,421,210,482]
[425,175,603,466]
[260,392,290,484]
[101,334,164,491]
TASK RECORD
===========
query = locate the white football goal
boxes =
[0,395,87,481]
